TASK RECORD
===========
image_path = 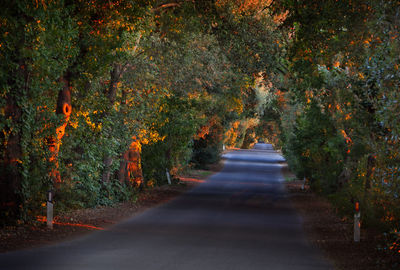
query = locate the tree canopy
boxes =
[1,0,399,257]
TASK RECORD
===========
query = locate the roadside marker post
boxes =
[47,190,53,229]
[354,201,360,242]
[166,169,171,185]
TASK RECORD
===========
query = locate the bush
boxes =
[191,139,222,168]
[282,102,346,194]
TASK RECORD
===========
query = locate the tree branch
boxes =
[152,3,181,12]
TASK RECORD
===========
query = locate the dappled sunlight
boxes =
[0,2,398,267]
[37,216,104,230]
[179,177,205,184]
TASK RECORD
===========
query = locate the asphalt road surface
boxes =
[0,143,333,270]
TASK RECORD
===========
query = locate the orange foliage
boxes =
[340,129,353,154]
[120,138,143,186]
[49,87,72,184]
[35,0,49,9]
[274,89,285,107]
[224,120,241,147]
[216,0,273,15]
[194,116,219,140]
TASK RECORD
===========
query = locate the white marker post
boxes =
[166,168,171,185]
[354,202,360,242]
[47,190,53,229]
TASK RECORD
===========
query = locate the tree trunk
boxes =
[107,65,120,105]
[1,60,29,222]
[101,64,121,183]
[166,147,172,168]
[0,94,23,222]
[101,156,113,183]
[48,76,72,185]
[117,88,128,184]
[117,89,143,187]
[365,154,376,192]
[118,139,143,187]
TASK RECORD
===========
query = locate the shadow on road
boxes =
[0,143,333,270]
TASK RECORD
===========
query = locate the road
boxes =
[0,143,333,270]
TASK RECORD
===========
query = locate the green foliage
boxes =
[141,95,199,184]
[192,127,224,169]
[0,0,80,223]
[268,0,400,247]
[282,102,346,193]
[0,0,300,226]
[1,0,398,249]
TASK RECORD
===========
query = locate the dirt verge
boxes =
[0,158,227,254]
[286,178,398,269]
[0,184,193,253]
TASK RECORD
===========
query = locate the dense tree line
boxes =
[0,0,280,223]
[1,0,399,259]
[266,0,400,258]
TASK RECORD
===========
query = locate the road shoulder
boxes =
[285,177,396,269]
